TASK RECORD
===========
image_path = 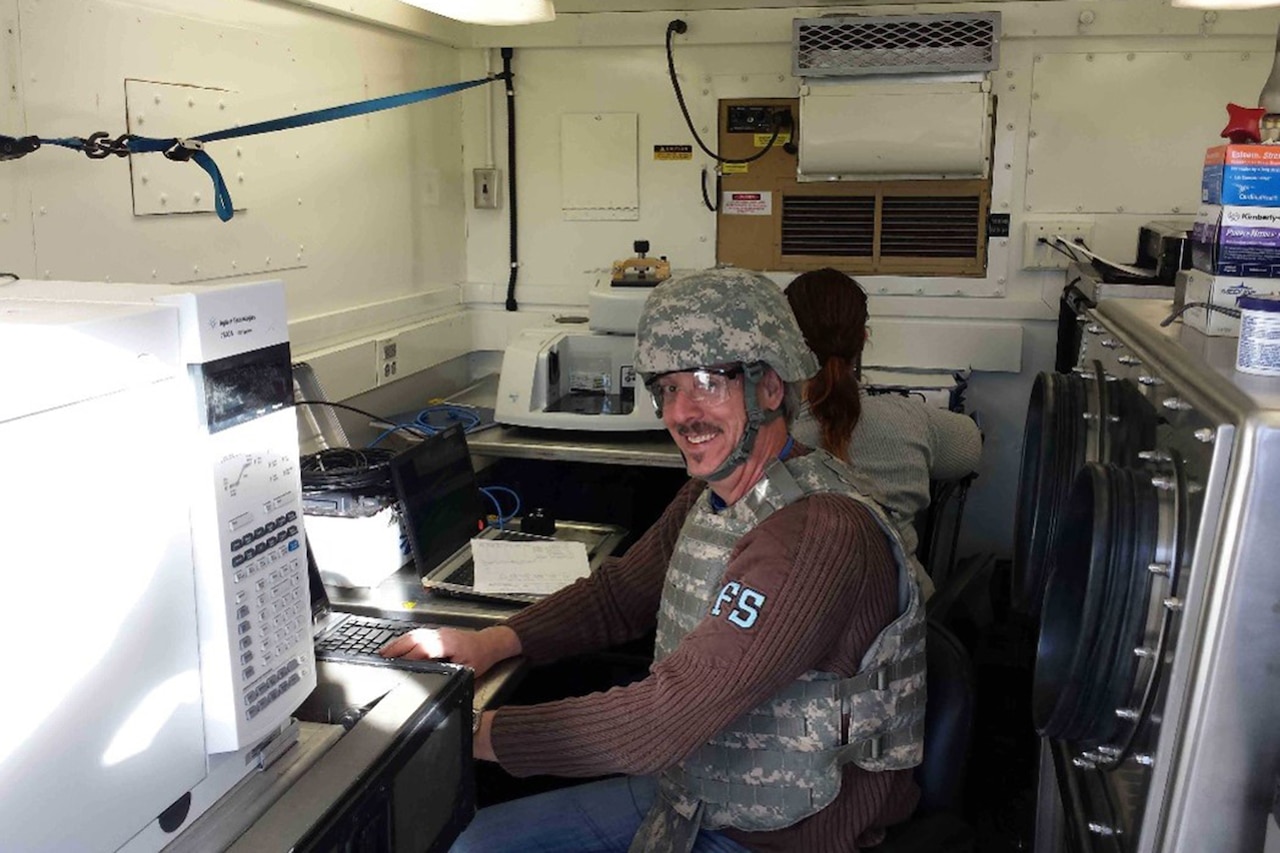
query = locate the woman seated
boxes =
[785,268,982,596]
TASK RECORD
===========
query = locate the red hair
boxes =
[784,268,868,462]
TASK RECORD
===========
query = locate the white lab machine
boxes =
[496,275,664,431]
[0,280,312,850]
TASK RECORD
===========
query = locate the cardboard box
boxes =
[1191,204,1280,278]
[1181,268,1280,336]
[1202,144,1280,206]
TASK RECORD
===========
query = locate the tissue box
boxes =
[1202,144,1280,206]
[304,505,409,587]
[1191,205,1280,278]
[1182,268,1280,336]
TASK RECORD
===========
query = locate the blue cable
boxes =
[479,485,522,530]
[366,423,430,448]
[415,404,482,434]
[30,74,501,222]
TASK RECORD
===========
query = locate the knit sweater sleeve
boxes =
[501,477,706,665]
[491,493,895,779]
[925,407,982,482]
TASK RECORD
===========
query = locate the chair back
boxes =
[915,620,976,816]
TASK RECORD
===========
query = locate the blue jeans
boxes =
[450,776,751,853]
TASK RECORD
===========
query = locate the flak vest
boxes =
[629,450,926,853]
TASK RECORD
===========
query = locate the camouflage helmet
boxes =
[635,267,818,382]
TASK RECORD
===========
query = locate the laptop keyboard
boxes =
[316,615,420,659]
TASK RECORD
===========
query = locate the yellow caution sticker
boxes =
[754,132,791,147]
[722,162,749,174]
[654,144,693,160]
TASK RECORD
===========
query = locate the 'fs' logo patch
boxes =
[711,581,767,629]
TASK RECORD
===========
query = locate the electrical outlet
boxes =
[473,168,501,209]
[376,337,398,385]
[1022,221,1095,270]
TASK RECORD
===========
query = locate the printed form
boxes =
[470,539,591,595]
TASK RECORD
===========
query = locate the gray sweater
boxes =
[792,393,982,589]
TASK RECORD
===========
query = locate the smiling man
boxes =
[381,267,927,853]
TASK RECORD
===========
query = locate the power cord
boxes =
[666,19,788,165]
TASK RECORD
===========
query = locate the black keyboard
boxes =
[316,615,421,659]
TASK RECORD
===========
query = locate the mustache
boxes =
[676,421,720,437]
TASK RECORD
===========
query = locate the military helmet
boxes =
[634,267,818,382]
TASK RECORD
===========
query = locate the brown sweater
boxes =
[493,469,919,852]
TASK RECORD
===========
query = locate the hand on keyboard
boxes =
[378,624,522,679]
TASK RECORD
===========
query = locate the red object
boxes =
[1222,102,1267,145]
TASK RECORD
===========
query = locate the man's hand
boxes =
[379,625,521,679]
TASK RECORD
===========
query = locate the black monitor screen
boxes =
[390,425,485,577]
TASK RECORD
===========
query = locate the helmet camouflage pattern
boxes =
[635,267,818,382]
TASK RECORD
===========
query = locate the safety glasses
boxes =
[645,365,744,416]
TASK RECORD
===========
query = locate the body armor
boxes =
[630,450,926,852]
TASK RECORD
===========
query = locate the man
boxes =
[381,268,926,852]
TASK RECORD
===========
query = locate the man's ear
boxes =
[757,368,785,408]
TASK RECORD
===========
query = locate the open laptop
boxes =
[308,542,455,673]
[389,423,549,604]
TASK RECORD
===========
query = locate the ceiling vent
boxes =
[793,12,1001,78]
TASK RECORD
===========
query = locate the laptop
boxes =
[307,542,455,674]
[389,423,550,604]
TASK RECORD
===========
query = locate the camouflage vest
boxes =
[630,450,926,852]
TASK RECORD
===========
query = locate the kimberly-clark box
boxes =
[1191,204,1280,278]
[1202,144,1280,206]
[1182,268,1280,336]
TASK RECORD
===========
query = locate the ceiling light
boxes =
[402,0,555,25]
[1171,0,1280,9]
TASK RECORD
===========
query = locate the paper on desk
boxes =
[470,539,591,595]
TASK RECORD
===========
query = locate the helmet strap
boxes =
[702,362,782,483]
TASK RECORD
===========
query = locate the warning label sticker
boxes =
[653,144,693,160]
[722,162,749,175]
[721,191,772,216]
[753,132,791,148]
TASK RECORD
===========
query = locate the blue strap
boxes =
[42,75,500,222]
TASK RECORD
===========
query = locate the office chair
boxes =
[870,620,977,853]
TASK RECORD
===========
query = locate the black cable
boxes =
[292,399,431,441]
[299,447,397,495]
[502,47,519,312]
[700,166,719,212]
[0,272,18,282]
[1160,301,1240,327]
[666,20,786,165]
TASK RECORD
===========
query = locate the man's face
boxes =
[649,366,748,481]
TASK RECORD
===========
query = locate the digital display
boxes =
[196,342,293,432]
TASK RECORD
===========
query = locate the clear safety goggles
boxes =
[645,365,744,416]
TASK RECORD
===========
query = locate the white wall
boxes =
[0,0,475,400]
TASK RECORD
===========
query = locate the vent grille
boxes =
[794,12,1000,77]
[780,193,982,262]
[781,196,875,257]
[881,196,982,258]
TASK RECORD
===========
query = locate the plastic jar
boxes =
[1236,294,1280,376]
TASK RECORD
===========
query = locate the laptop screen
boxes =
[306,541,332,628]
[389,424,486,579]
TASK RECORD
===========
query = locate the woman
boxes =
[785,268,982,593]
